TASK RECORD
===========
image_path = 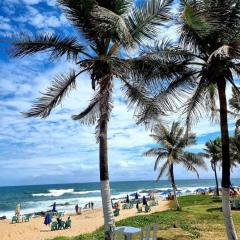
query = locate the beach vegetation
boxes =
[51,195,240,240]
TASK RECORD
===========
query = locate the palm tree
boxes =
[131,1,240,238]
[230,136,240,167]
[203,137,222,196]
[9,1,173,239]
[143,121,206,210]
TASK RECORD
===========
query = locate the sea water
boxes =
[1,179,240,218]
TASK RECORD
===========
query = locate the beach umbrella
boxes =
[52,202,57,212]
[161,189,172,195]
[44,212,52,225]
[15,203,20,216]
[196,188,205,192]
[126,194,130,203]
[143,196,147,205]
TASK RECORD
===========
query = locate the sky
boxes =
[0,0,239,186]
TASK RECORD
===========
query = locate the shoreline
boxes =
[0,200,169,240]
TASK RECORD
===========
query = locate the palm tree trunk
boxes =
[217,79,238,240]
[169,164,180,210]
[99,84,115,240]
[213,164,220,196]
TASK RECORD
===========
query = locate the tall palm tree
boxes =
[203,137,222,196]
[9,1,173,239]
[143,121,206,210]
[131,1,240,238]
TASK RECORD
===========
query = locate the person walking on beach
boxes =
[75,204,79,214]
[91,202,94,210]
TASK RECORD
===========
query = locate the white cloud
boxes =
[0,0,239,185]
[21,0,43,5]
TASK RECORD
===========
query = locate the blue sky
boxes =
[0,0,239,186]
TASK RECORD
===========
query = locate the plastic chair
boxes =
[141,224,158,240]
[65,219,71,229]
[51,221,58,231]
[145,205,151,212]
[23,214,31,222]
[11,216,18,224]
[114,208,120,216]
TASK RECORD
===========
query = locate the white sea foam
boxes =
[32,189,101,197]
[2,184,220,219]
[71,190,101,195]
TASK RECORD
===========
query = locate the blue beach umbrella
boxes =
[161,189,172,195]
[52,202,57,212]
[44,213,52,225]
[196,188,205,193]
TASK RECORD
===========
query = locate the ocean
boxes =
[1,179,240,218]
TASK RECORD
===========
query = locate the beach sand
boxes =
[0,200,169,240]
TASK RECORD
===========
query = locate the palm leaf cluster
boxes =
[143,121,206,181]
[133,0,240,130]
[10,0,173,132]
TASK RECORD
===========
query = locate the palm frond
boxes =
[126,0,173,44]
[229,86,240,113]
[97,0,133,15]
[23,69,84,118]
[90,4,133,47]
[156,160,169,181]
[182,77,209,132]
[180,152,207,177]
[154,152,168,170]
[10,33,85,60]
[57,0,96,41]
[72,96,100,125]
[178,0,213,54]
[121,78,166,125]
[143,147,163,157]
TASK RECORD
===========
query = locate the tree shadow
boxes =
[206,207,222,212]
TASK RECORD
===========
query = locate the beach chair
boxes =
[23,214,31,222]
[145,205,151,213]
[51,221,58,231]
[65,219,71,229]
[113,208,120,217]
[122,204,128,209]
[57,212,64,218]
[137,206,143,213]
[59,220,65,229]
[141,224,158,240]
[11,216,18,224]
[129,203,134,209]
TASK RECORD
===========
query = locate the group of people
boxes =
[75,202,94,215]
[166,193,174,200]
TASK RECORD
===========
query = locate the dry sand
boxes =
[0,200,169,240]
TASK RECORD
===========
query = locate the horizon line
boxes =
[1,177,239,188]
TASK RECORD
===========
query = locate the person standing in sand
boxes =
[15,203,20,220]
[75,204,79,214]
